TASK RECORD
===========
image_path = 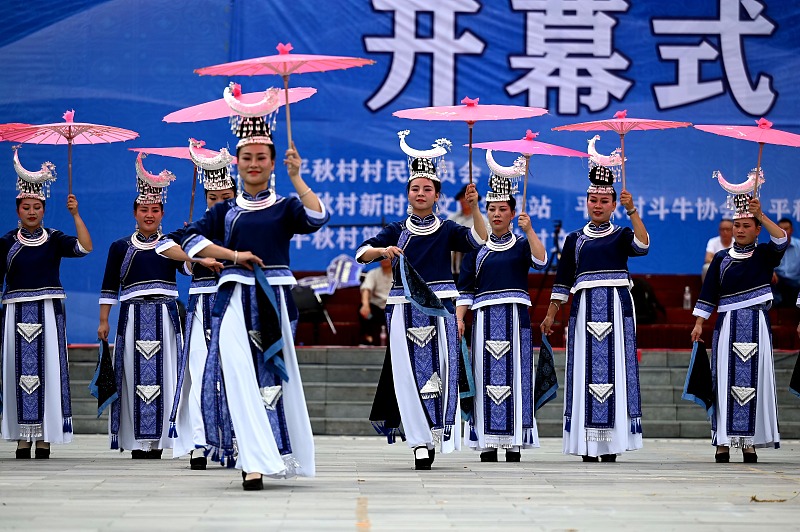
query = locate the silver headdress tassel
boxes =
[224,82,279,150]
[188,138,235,191]
[135,152,176,204]
[13,145,56,200]
[398,130,451,183]
[485,149,524,203]
[714,168,765,219]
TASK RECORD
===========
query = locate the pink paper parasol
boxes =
[471,130,588,211]
[393,97,547,183]
[164,86,316,123]
[0,111,138,194]
[195,42,375,147]
[130,142,235,222]
[694,118,800,196]
[552,110,691,190]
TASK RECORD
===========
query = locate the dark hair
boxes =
[205,186,237,199]
[16,197,46,209]
[133,200,163,211]
[405,177,442,194]
[236,142,276,161]
[777,217,793,228]
[586,190,617,202]
[487,196,517,211]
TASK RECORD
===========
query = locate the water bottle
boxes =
[682,286,692,310]
[379,325,388,346]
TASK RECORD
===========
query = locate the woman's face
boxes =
[487,201,515,235]
[733,218,761,246]
[206,188,236,209]
[407,178,439,215]
[134,203,164,235]
[587,194,616,224]
[17,199,44,230]
[237,145,274,190]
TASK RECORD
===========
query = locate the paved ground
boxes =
[1,436,799,531]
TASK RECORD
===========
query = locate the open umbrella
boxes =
[163,86,316,123]
[471,130,587,211]
[552,110,691,190]
[0,123,30,139]
[195,42,375,147]
[0,111,138,194]
[694,118,800,195]
[393,97,547,183]
[130,141,234,222]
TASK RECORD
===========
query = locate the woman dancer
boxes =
[156,140,233,470]
[178,96,328,490]
[98,153,185,458]
[456,151,547,462]
[357,131,488,470]
[691,187,787,463]
[540,164,649,462]
[1,147,91,458]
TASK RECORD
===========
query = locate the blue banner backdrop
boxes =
[0,0,798,342]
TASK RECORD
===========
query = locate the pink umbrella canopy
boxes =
[393,96,548,183]
[130,142,236,222]
[194,42,375,146]
[164,86,316,123]
[552,110,691,190]
[0,110,139,194]
[694,118,800,196]
[472,130,588,211]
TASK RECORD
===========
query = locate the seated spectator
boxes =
[772,218,800,307]
[702,218,733,282]
[358,257,392,345]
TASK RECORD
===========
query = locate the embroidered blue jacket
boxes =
[457,233,547,309]
[99,233,186,304]
[181,190,329,287]
[0,227,89,303]
[157,227,217,295]
[356,214,484,302]
[694,234,788,319]
[551,223,649,302]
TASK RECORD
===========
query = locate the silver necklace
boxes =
[17,228,48,247]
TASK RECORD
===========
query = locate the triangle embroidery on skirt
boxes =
[19,375,41,395]
[486,385,512,405]
[485,340,511,360]
[407,326,436,347]
[587,321,613,341]
[136,384,161,405]
[731,386,756,406]
[420,372,442,398]
[588,383,614,403]
[260,385,283,410]
[16,323,43,343]
[135,340,161,360]
[732,342,758,362]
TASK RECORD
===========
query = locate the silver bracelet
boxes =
[299,188,313,198]
[626,207,637,216]
[233,250,238,265]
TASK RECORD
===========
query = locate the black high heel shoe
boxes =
[480,449,498,462]
[505,450,521,463]
[35,447,50,459]
[414,446,431,470]
[581,455,599,462]
[146,449,163,459]
[600,454,617,463]
[242,474,264,491]
[15,447,31,459]
[190,451,207,470]
[715,449,730,463]
[743,449,758,463]
[428,448,435,465]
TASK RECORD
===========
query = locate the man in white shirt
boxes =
[702,218,733,281]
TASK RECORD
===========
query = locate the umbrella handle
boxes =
[188,166,197,223]
[521,155,530,213]
[754,142,764,198]
[283,75,293,150]
[468,122,474,185]
[619,133,626,192]
[68,140,73,196]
